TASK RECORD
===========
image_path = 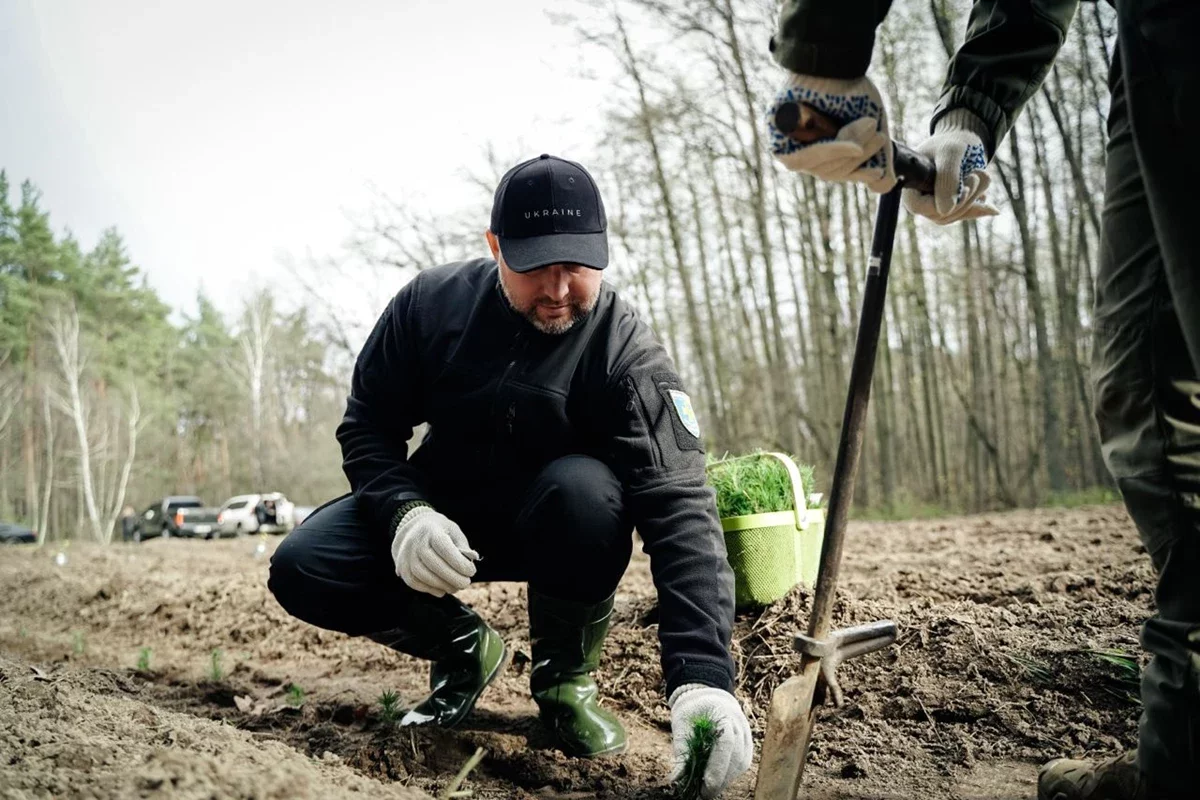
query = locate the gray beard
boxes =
[499,278,597,335]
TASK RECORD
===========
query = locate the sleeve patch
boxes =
[668,390,701,438]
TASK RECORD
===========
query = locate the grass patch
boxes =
[286,684,305,708]
[856,499,957,522]
[706,451,814,517]
[137,646,152,672]
[673,713,722,800]
[1043,487,1121,508]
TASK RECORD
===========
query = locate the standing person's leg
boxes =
[518,455,635,758]
[1039,28,1200,800]
[1114,2,1200,789]
[1117,0,1200,376]
[268,494,508,728]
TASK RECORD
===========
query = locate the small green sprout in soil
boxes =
[378,690,402,725]
[71,631,86,655]
[1002,651,1053,684]
[674,713,722,800]
[286,684,305,708]
[137,646,152,672]
[1088,648,1141,702]
[1089,648,1140,685]
[209,648,225,681]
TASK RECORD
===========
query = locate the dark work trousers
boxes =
[1093,2,1200,788]
[268,455,635,638]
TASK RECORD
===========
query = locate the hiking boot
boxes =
[1038,751,1185,800]
[528,588,627,758]
[366,593,508,728]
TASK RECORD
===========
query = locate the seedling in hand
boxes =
[674,713,722,800]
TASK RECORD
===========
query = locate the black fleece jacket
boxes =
[336,258,736,696]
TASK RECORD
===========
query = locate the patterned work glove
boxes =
[668,684,754,799]
[902,109,999,225]
[767,73,896,194]
[391,505,478,597]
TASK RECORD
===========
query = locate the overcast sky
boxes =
[0,0,607,320]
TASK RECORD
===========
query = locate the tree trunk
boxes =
[996,127,1069,493]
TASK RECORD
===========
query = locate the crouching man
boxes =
[268,154,752,797]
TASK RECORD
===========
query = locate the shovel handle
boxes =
[773,101,937,195]
[755,142,910,800]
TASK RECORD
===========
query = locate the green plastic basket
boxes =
[713,452,826,609]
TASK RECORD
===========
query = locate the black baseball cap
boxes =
[489,154,608,273]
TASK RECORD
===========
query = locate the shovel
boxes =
[752,103,937,800]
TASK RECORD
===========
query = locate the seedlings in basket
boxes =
[674,713,722,800]
[209,648,225,681]
[137,646,152,672]
[707,451,815,518]
[378,690,401,725]
[286,684,306,708]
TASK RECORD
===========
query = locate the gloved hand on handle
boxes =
[902,109,999,224]
[391,505,478,597]
[668,684,754,799]
[767,72,896,194]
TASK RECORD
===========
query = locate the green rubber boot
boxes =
[366,593,508,728]
[528,588,627,758]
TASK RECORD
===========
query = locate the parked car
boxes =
[291,505,315,527]
[130,496,220,542]
[0,521,36,544]
[216,492,296,536]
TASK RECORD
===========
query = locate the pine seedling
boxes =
[286,684,306,708]
[71,631,86,655]
[137,647,152,672]
[378,690,402,725]
[209,648,225,681]
[674,713,722,800]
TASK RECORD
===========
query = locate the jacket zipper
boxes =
[625,376,661,469]
[487,331,524,467]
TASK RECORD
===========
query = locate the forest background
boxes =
[0,0,1120,543]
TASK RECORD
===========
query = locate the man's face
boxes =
[487,230,603,335]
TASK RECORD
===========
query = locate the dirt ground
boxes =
[0,504,1151,800]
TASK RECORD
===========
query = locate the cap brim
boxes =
[498,232,608,273]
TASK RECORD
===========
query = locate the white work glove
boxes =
[390,505,478,597]
[668,684,754,799]
[903,109,1000,225]
[767,73,896,194]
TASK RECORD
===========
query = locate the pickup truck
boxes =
[130,496,221,542]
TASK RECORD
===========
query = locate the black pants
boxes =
[1093,2,1200,788]
[268,455,635,637]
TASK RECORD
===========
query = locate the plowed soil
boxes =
[0,504,1151,799]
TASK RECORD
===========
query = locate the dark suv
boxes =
[129,496,219,542]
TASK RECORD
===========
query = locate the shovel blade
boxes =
[753,657,822,800]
